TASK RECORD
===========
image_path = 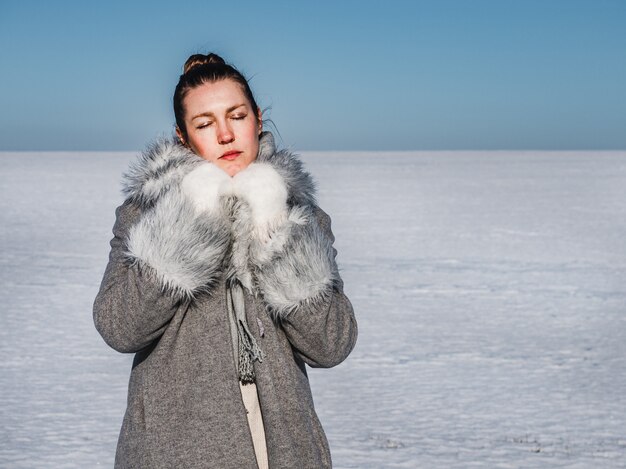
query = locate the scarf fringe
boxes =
[237,318,264,384]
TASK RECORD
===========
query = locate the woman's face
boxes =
[178,79,261,177]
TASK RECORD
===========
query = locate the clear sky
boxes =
[1,0,625,151]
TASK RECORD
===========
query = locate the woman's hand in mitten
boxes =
[232,163,289,231]
[181,163,233,215]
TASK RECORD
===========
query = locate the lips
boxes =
[220,150,241,161]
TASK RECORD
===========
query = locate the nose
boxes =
[217,122,235,144]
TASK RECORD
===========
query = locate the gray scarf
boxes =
[226,281,264,384]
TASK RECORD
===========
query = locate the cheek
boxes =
[237,123,260,156]
[247,137,260,162]
[189,134,218,162]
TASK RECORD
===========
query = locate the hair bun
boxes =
[183,53,226,74]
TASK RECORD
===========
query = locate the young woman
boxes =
[93,53,357,469]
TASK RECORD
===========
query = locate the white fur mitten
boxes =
[181,163,233,215]
[232,163,289,232]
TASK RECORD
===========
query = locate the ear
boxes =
[175,127,186,145]
[257,109,263,134]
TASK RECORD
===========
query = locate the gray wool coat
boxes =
[93,132,358,469]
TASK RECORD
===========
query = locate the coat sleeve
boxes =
[255,206,358,368]
[93,199,181,353]
[93,189,231,353]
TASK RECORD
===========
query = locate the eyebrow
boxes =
[190,104,246,121]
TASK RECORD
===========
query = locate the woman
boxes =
[93,53,357,469]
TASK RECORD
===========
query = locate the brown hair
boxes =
[173,53,260,140]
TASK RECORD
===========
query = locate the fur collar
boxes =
[122,131,317,211]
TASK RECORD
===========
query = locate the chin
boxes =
[226,161,254,177]
[224,164,243,177]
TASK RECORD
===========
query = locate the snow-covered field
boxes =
[1,150,625,468]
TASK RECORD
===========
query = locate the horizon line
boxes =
[1,148,626,154]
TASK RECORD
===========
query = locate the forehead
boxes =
[184,79,249,116]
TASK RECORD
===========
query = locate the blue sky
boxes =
[1,0,625,151]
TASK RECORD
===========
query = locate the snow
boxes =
[1,150,625,468]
